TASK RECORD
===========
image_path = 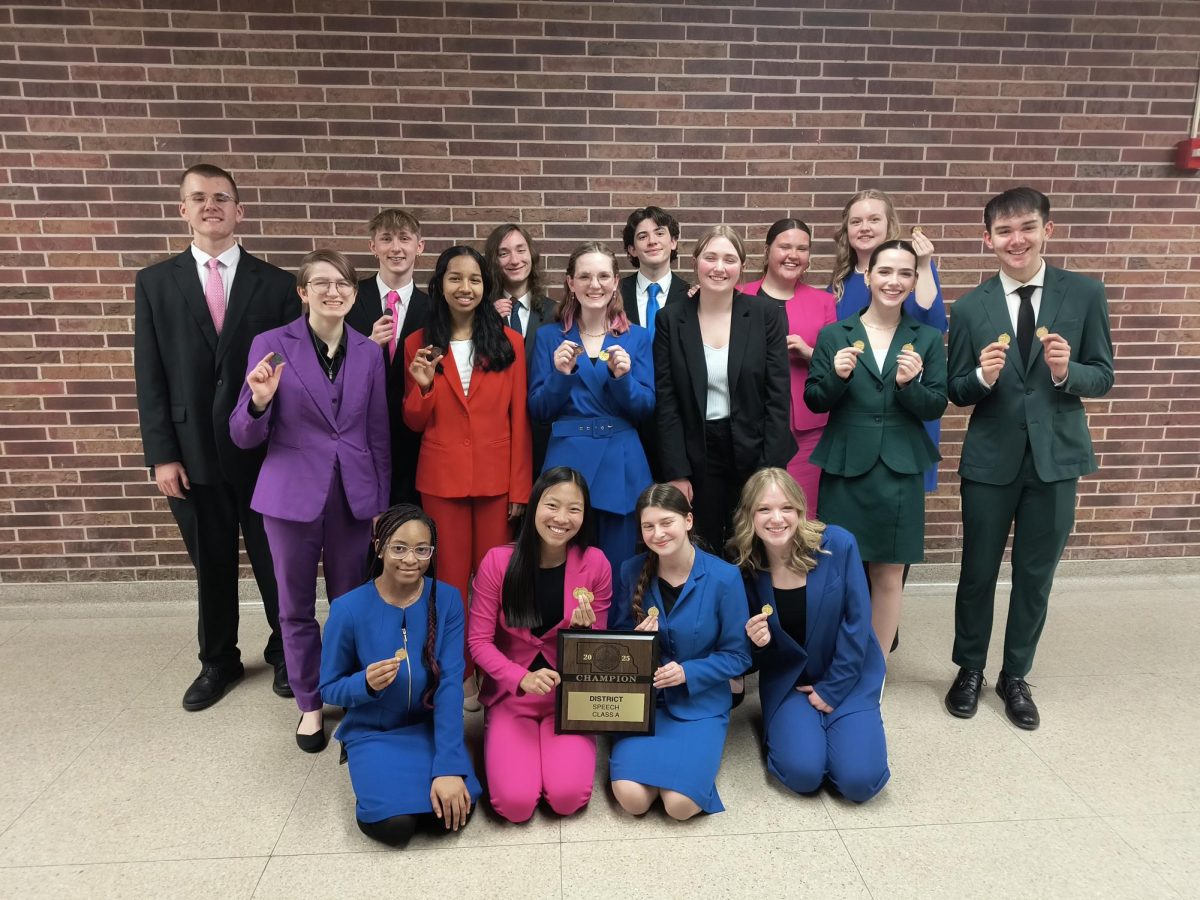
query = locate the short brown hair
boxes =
[298,249,357,287]
[367,208,422,238]
[179,163,240,203]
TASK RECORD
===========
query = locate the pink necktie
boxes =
[204,258,226,334]
[385,290,400,360]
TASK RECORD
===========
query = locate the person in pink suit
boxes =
[467,467,613,823]
[230,249,391,753]
[738,218,837,516]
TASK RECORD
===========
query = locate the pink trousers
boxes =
[787,426,824,519]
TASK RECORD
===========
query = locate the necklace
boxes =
[579,327,607,337]
[862,320,897,331]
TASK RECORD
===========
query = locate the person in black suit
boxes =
[654,225,795,554]
[485,223,552,476]
[134,163,300,710]
[619,206,692,481]
[344,208,431,506]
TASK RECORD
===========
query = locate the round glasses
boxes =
[306,279,355,295]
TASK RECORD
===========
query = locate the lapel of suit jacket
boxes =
[843,314,882,384]
[806,535,834,640]
[666,273,690,305]
[620,275,639,324]
[169,250,218,355]
[217,247,258,365]
[441,342,470,411]
[402,288,430,341]
[881,314,922,381]
[335,330,362,427]
[569,322,611,406]
[1027,265,1066,375]
[757,570,806,665]
[726,293,753,396]
[524,300,544,353]
[679,298,708,419]
[282,318,337,428]
[978,276,1025,384]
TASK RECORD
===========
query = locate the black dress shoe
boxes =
[182,664,244,712]
[996,673,1040,730]
[296,716,328,753]
[272,661,293,698]
[944,667,985,719]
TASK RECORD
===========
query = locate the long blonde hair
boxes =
[729,468,828,575]
[830,189,901,299]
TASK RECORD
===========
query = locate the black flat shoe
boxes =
[272,660,293,698]
[296,716,328,753]
[182,664,244,712]
[996,672,1040,730]
[944,667,985,719]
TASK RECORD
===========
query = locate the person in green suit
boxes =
[943,187,1114,731]
[805,240,947,658]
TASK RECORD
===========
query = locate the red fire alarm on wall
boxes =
[1177,138,1200,171]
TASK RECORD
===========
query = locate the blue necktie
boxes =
[508,298,522,335]
[646,283,662,340]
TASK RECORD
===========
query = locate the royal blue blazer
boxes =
[527,322,655,516]
[610,547,752,721]
[745,525,885,729]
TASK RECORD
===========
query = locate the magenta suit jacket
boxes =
[739,279,837,433]
[467,543,613,708]
[229,316,391,523]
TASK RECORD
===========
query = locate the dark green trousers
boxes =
[953,448,1077,677]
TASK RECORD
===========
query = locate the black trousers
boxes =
[168,479,283,670]
[690,419,745,558]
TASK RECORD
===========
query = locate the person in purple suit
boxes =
[230,249,391,753]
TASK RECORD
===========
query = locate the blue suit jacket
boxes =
[611,548,752,721]
[527,322,655,516]
[745,525,885,727]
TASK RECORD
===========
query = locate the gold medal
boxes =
[646,606,659,618]
[998,333,1011,346]
[852,340,865,351]
[902,342,914,353]
[572,587,594,604]
[761,604,773,616]
[911,226,924,236]
[598,350,610,362]
[1036,326,1049,339]
[395,649,407,662]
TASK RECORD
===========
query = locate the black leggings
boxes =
[356,812,467,848]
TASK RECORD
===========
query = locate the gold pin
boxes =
[852,340,865,351]
[911,226,924,236]
[902,342,915,353]
[395,649,407,662]
[761,604,774,616]
[598,350,610,361]
[646,607,660,618]
[572,587,594,604]
[1036,326,1049,339]
[998,333,1011,346]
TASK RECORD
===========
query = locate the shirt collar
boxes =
[376,274,414,305]
[636,271,672,295]
[307,321,347,357]
[508,291,531,309]
[998,260,1046,297]
[191,243,241,268]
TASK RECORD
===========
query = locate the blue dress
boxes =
[833,260,947,492]
[608,549,752,813]
[320,578,482,823]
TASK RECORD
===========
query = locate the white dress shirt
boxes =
[636,272,674,326]
[190,243,241,302]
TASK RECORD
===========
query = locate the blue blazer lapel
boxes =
[282,319,336,429]
[571,324,611,406]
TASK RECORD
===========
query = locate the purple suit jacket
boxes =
[229,316,390,523]
[739,278,837,433]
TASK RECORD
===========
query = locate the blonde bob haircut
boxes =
[729,468,828,575]
[692,224,747,266]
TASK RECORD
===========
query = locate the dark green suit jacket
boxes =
[805,312,947,477]
[947,265,1114,485]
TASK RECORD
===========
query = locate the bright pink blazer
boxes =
[467,543,613,708]
[739,278,837,433]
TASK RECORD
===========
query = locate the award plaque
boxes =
[555,630,659,735]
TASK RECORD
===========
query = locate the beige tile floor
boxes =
[0,572,1196,899]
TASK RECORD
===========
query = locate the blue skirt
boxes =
[609,709,730,814]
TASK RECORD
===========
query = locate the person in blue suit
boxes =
[608,483,753,819]
[528,242,655,577]
[319,504,482,847]
[731,468,889,803]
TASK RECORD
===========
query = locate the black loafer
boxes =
[944,667,985,719]
[296,716,328,753]
[182,664,244,712]
[996,672,1040,730]
[272,660,293,698]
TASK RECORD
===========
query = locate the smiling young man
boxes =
[134,163,300,710]
[943,187,1114,730]
[346,209,430,505]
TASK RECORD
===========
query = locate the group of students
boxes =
[135,163,1114,845]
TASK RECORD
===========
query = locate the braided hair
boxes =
[630,483,695,623]
[372,504,442,709]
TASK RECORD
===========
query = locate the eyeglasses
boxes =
[384,543,434,560]
[185,192,237,205]
[306,280,356,295]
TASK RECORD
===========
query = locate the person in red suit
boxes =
[403,245,533,709]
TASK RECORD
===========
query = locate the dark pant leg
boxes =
[233,484,283,666]
[170,483,241,671]
[357,814,418,847]
[952,473,1023,671]
[1002,462,1077,677]
[691,419,740,557]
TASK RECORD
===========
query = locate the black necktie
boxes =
[1016,284,1036,367]
[508,299,522,335]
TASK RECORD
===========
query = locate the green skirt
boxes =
[817,460,925,564]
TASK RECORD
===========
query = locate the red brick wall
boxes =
[1,1,1198,582]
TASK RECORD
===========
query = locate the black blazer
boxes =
[346,275,432,504]
[653,291,795,482]
[134,247,299,492]
[620,271,691,326]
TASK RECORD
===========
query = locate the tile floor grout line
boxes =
[830,822,878,900]
[1090,814,1187,900]
[261,749,319,865]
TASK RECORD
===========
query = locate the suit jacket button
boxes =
[876,384,883,392]
[1026,389,1034,396]
[331,432,339,439]
[1019,423,1027,431]
[874,415,882,423]
[216,378,223,387]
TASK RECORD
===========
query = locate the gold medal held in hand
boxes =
[911,226,924,236]
[852,340,865,351]
[998,333,1011,346]
[1036,326,1049,339]
[395,649,407,662]
[902,342,914,353]
[761,604,774,616]
[598,350,610,362]
[572,587,594,604]
[646,606,660,618]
